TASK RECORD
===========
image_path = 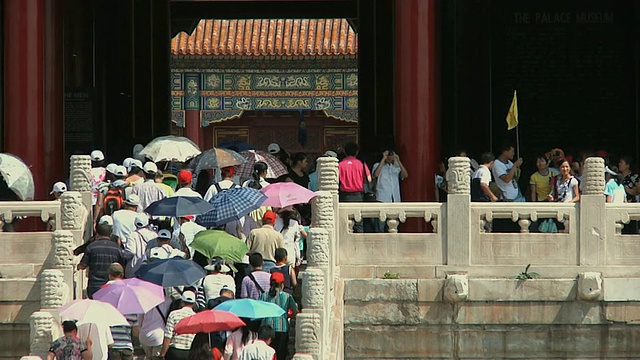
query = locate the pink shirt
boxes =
[338,156,371,192]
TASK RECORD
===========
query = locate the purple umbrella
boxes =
[93,278,164,315]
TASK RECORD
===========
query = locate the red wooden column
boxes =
[395,0,440,231]
[4,0,46,200]
[185,110,202,149]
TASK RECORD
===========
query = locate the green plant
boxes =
[383,271,400,279]
[515,264,541,280]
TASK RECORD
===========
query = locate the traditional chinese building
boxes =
[169,19,360,154]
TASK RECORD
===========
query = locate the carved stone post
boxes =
[580,157,606,266]
[69,155,93,244]
[446,157,471,266]
[30,312,58,360]
[40,269,70,309]
[50,230,75,303]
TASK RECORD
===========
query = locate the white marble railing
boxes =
[0,201,62,230]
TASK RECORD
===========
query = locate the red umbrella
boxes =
[174,309,245,335]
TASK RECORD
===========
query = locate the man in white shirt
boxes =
[148,229,187,261]
[204,166,239,201]
[171,170,202,198]
[161,291,197,359]
[239,325,276,360]
[132,162,167,211]
[472,152,499,202]
[124,213,158,277]
[112,194,141,246]
[371,149,409,232]
[492,144,524,202]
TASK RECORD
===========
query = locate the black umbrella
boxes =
[144,196,213,217]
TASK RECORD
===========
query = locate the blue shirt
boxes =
[372,162,402,202]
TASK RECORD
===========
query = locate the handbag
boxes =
[539,218,558,233]
[363,161,377,202]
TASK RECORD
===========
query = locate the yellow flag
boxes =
[506,90,518,130]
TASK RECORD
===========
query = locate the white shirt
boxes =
[78,323,113,360]
[137,298,171,347]
[204,180,240,201]
[473,165,492,185]
[203,273,236,301]
[555,176,579,203]
[239,340,276,360]
[132,180,167,211]
[492,159,519,200]
[372,162,402,202]
[171,187,202,199]
[148,244,186,260]
[274,217,302,265]
[178,221,206,257]
[124,227,158,277]
[112,209,139,244]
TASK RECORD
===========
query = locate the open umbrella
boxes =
[174,310,245,335]
[260,182,317,208]
[135,258,206,287]
[59,299,128,327]
[92,278,164,315]
[0,153,35,200]
[190,229,249,263]
[196,187,267,228]
[139,135,201,162]
[145,196,213,217]
[188,148,246,174]
[218,140,254,152]
[214,299,285,319]
[237,150,288,180]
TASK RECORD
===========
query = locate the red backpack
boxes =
[103,186,126,215]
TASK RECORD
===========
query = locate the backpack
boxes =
[103,185,126,215]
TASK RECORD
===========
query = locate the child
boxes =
[269,248,297,294]
[259,273,298,360]
[239,325,276,360]
[605,166,627,204]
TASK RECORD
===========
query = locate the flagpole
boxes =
[515,125,520,160]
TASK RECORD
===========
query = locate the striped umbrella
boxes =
[237,150,288,180]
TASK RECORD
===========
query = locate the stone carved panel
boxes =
[60,192,87,231]
[446,157,471,195]
[292,355,315,360]
[311,192,334,229]
[41,269,70,308]
[582,157,605,195]
[295,312,321,355]
[444,274,469,302]
[578,272,603,301]
[317,157,339,194]
[307,228,330,267]
[69,155,92,192]
[52,230,75,269]
[30,312,56,359]
[302,268,326,309]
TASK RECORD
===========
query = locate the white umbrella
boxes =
[138,136,201,162]
[0,153,35,200]
[59,299,128,327]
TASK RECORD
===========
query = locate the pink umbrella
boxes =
[260,182,317,208]
[93,278,164,315]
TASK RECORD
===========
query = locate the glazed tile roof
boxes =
[171,19,357,57]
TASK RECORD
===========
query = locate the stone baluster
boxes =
[69,155,93,243]
[295,157,339,360]
[50,230,75,303]
[40,269,70,309]
[446,157,471,266]
[30,312,58,360]
[579,157,606,266]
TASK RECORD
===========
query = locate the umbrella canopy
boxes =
[59,299,128,327]
[188,148,246,174]
[139,135,201,162]
[214,299,285,319]
[174,310,245,335]
[135,258,206,287]
[0,153,35,200]
[190,229,248,262]
[145,196,213,217]
[218,140,255,152]
[196,187,267,228]
[260,182,317,208]
[92,278,164,315]
[237,150,288,180]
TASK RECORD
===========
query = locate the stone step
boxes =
[0,264,44,279]
[0,232,52,264]
[0,279,40,302]
[0,323,29,359]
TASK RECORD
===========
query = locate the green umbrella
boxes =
[191,230,249,263]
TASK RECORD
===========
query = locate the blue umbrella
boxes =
[135,259,206,287]
[145,196,213,217]
[218,140,255,152]
[214,299,285,319]
[196,187,267,228]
